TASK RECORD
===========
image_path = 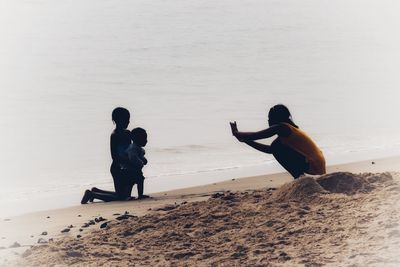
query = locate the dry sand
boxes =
[1,156,400,266]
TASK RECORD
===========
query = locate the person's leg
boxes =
[136,174,149,199]
[91,187,117,195]
[271,138,309,179]
[111,164,130,200]
[91,191,119,202]
[81,190,118,204]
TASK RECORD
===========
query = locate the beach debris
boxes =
[79,228,83,232]
[61,228,70,233]
[81,223,90,228]
[182,201,188,205]
[46,216,50,219]
[155,204,177,211]
[95,217,106,223]
[100,222,108,229]
[76,235,82,238]
[221,193,236,201]
[112,213,120,216]
[211,192,224,198]
[37,238,48,244]
[232,178,236,181]
[372,161,375,164]
[124,211,129,215]
[41,231,48,236]
[78,215,81,217]
[88,220,95,226]
[9,242,21,248]
[68,225,74,229]
[116,214,136,221]
[147,208,152,211]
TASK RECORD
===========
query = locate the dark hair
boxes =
[131,127,147,141]
[112,107,130,126]
[268,104,298,128]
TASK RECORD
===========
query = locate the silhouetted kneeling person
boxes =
[81,107,133,204]
[126,127,149,199]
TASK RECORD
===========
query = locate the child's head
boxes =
[112,107,130,129]
[131,127,147,147]
[268,104,298,128]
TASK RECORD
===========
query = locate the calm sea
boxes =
[1,0,400,216]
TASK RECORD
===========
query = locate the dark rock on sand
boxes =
[37,238,47,244]
[9,242,21,248]
[61,228,70,233]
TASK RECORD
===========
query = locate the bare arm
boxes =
[230,121,289,141]
[244,141,273,154]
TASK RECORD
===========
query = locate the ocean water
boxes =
[1,0,400,217]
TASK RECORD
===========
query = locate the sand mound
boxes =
[361,172,393,184]
[273,176,326,202]
[273,172,386,202]
[316,172,374,195]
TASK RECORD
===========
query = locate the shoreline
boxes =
[2,150,400,219]
[1,155,399,264]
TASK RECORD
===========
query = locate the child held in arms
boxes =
[125,127,150,199]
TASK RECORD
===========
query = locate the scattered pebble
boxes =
[37,238,47,244]
[116,215,136,220]
[95,217,106,223]
[79,229,83,232]
[68,225,74,229]
[9,242,21,248]
[76,235,82,238]
[78,215,82,217]
[61,228,70,233]
[232,178,236,181]
[372,161,375,165]
[112,213,120,216]
[41,232,48,236]
[46,216,50,219]
[100,222,108,229]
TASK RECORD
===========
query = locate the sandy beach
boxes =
[0,156,399,266]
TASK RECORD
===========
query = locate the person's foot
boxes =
[81,190,93,204]
[138,195,150,199]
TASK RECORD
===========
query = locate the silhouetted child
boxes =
[126,127,149,199]
[81,107,133,204]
